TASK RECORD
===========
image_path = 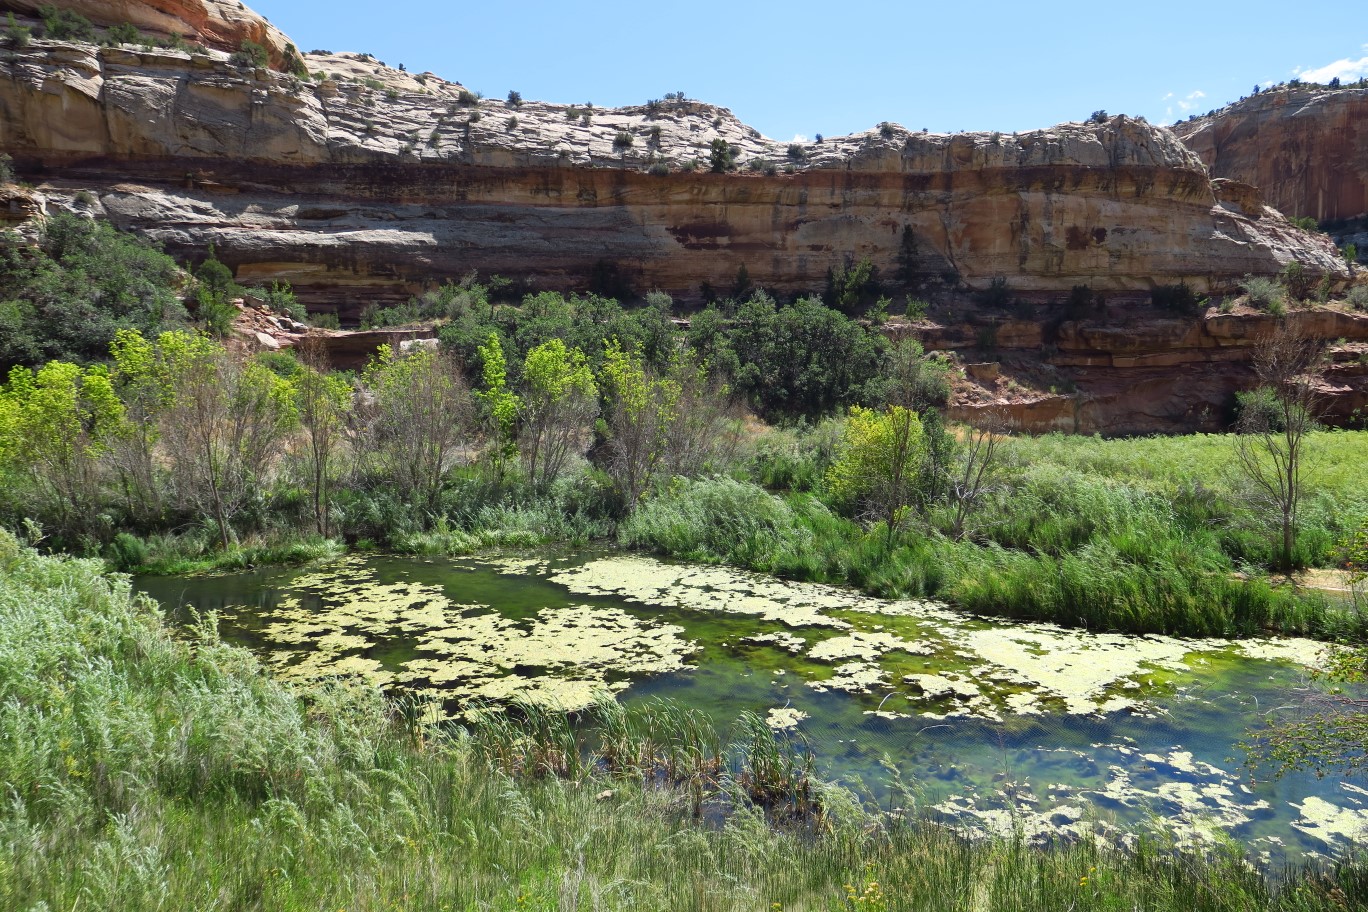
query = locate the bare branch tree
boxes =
[1233,322,1327,572]
[948,413,1008,541]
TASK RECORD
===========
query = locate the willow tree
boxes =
[598,339,676,508]
[826,404,926,545]
[294,337,352,537]
[154,332,298,549]
[0,360,123,537]
[519,339,597,489]
[359,345,472,511]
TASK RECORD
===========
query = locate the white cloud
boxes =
[1297,55,1368,84]
[790,133,809,143]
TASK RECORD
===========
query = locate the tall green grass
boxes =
[622,476,1341,637]
[2,531,1365,911]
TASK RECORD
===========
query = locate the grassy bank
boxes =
[623,429,1368,638]
[22,428,1368,639]
[1,529,1365,911]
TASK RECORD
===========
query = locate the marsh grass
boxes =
[2,530,1366,911]
[623,465,1352,638]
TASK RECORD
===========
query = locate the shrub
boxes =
[1290,215,1321,232]
[647,161,670,176]
[1348,286,1368,311]
[1151,282,1203,313]
[506,89,521,107]
[1279,261,1312,300]
[1240,275,1283,310]
[505,116,518,131]
[5,13,30,47]
[0,153,13,185]
[786,143,807,161]
[231,39,268,69]
[103,22,139,46]
[613,131,634,149]
[458,88,479,105]
[37,4,94,42]
[979,276,1012,307]
[879,122,896,138]
[1087,110,1109,124]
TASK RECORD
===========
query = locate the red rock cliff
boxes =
[1174,86,1368,224]
[0,30,1349,316]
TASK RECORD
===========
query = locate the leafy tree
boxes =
[826,404,926,544]
[359,345,472,511]
[824,256,880,314]
[519,339,598,488]
[0,360,123,538]
[155,332,297,549]
[598,339,677,508]
[107,328,178,525]
[728,294,886,421]
[475,333,520,481]
[231,39,269,69]
[0,216,188,371]
[293,338,352,537]
[1086,110,1109,124]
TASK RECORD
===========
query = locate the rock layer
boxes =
[0,35,1350,319]
[1174,86,1368,224]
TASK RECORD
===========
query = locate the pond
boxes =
[135,550,1368,864]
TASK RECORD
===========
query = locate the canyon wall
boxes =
[0,36,1349,320]
[1174,86,1368,224]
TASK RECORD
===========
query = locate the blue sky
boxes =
[258,0,1366,140]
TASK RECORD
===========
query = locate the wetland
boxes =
[138,550,1368,863]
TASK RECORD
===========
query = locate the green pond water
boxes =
[135,550,1368,864]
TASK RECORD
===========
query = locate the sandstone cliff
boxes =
[1174,85,1368,225]
[0,26,1350,318]
[3,0,295,63]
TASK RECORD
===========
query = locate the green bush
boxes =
[1241,275,1283,310]
[103,22,140,46]
[230,39,269,69]
[0,214,188,371]
[37,4,94,42]
[1348,286,1368,311]
[1151,282,1204,313]
[6,12,31,47]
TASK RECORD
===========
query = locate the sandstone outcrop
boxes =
[921,304,1368,434]
[1174,85,1368,224]
[3,0,294,62]
[0,28,1350,319]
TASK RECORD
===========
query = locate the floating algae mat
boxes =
[137,551,1368,863]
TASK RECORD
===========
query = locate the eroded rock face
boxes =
[4,0,295,60]
[929,305,1368,434]
[0,36,1350,318]
[1174,86,1368,223]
